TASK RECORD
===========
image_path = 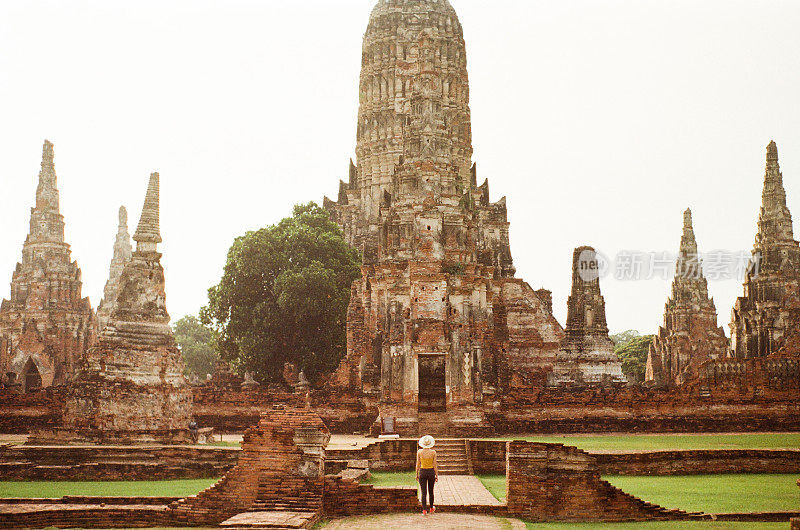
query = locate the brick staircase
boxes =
[416,412,447,436]
[435,439,471,475]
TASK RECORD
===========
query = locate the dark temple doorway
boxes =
[22,358,42,393]
[418,354,446,412]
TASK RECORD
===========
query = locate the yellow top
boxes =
[419,449,435,469]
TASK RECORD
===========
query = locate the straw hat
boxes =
[418,435,435,449]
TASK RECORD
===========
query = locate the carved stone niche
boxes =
[293,424,331,479]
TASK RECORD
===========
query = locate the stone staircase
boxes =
[435,439,471,475]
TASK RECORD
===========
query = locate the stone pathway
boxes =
[220,510,317,528]
[425,475,501,506]
[322,513,526,529]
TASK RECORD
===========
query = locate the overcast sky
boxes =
[1,0,799,335]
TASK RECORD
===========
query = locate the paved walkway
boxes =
[426,475,501,506]
[220,510,317,528]
[323,513,526,529]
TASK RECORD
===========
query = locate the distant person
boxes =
[416,435,438,515]
[188,419,199,443]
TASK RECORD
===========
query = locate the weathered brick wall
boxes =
[0,445,238,481]
[596,449,800,475]
[0,504,173,529]
[505,441,690,522]
[1,383,798,437]
[322,476,418,517]
[467,441,800,476]
[330,439,800,476]
[0,388,61,433]
[170,408,328,526]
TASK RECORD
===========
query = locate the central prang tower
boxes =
[329,0,513,275]
[327,0,623,432]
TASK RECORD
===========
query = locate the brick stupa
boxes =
[730,142,800,357]
[550,246,625,385]
[646,209,729,386]
[0,140,95,392]
[46,173,192,444]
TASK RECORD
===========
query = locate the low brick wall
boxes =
[0,496,179,505]
[596,449,800,475]
[322,476,419,516]
[3,385,800,436]
[505,441,694,522]
[0,444,238,481]
[327,439,418,472]
[0,504,176,529]
[330,440,800,476]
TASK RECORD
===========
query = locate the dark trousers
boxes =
[419,468,435,509]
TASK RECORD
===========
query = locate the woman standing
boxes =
[416,435,438,515]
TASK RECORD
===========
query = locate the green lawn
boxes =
[525,521,788,530]
[477,473,507,502]
[498,433,800,452]
[363,471,417,487]
[604,474,800,513]
[0,478,219,498]
[370,472,800,514]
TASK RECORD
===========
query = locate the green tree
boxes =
[612,331,655,382]
[173,315,219,379]
[201,203,361,383]
[610,329,641,346]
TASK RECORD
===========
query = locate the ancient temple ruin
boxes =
[96,206,132,331]
[550,247,625,386]
[647,209,729,386]
[56,173,192,443]
[0,140,95,392]
[326,0,606,430]
[730,141,800,358]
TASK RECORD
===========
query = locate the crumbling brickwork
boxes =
[550,247,625,385]
[647,209,729,386]
[730,141,800,358]
[96,206,132,331]
[325,0,580,430]
[0,140,95,392]
[54,173,192,443]
[170,407,330,526]
[505,441,693,522]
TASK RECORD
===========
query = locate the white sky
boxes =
[1,0,799,335]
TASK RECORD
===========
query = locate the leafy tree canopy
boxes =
[201,203,361,383]
[611,329,643,346]
[612,331,655,383]
[173,315,219,379]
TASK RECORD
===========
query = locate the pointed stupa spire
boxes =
[673,207,709,299]
[756,140,795,250]
[97,205,133,330]
[113,206,132,261]
[133,172,162,250]
[35,139,60,213]
[679,208,698,257]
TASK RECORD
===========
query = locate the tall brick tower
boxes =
[646,209,728,386]
[730,142,800,358]
[0,140,94,391]
[326,0,567,432]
